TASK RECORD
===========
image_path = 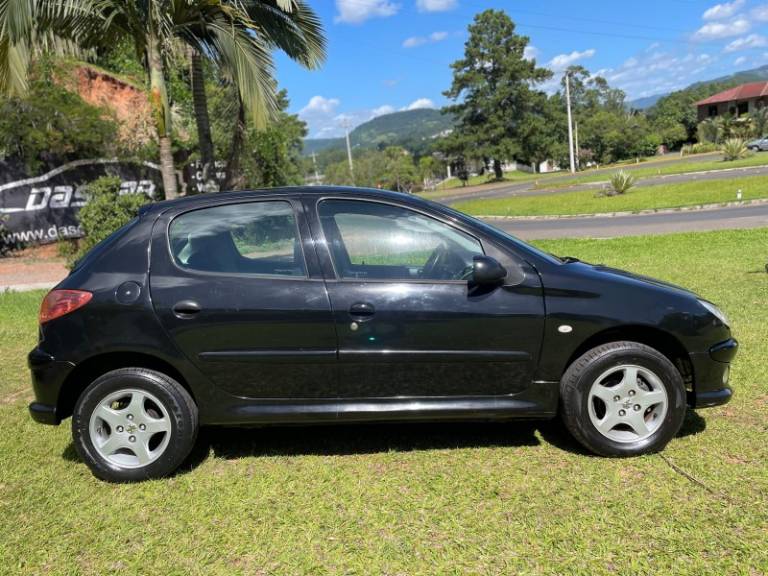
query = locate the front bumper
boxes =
[29,402,60,425]
[687,338,738,409]
[27,347,75,426]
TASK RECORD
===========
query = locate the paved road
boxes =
[438,163,768,204]
[483,203,768,240]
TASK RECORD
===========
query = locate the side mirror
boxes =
[471,255,507,285]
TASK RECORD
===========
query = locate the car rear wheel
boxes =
[560,341,686,456]
[72,368,198,482]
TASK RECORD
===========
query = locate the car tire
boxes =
[72,368,198,482]
[559,341,686,457]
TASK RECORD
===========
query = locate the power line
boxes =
[333,0,742,51]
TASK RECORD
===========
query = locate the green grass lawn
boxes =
[432,170,544,191]
[1,228,767,574]
[455,174,768,217]
[533,152,768,190]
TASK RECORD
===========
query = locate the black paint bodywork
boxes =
[28,187,736,426]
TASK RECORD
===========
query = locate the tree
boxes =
[698,119,720,144]
[0,0,325,199]
[235,90,307,188]
[381,146,418,192]
[185,1,325,192]
[751,107,768,138]
[65,176,148,267]
[443,10,551,180]
[0,60,118,172]
[418,155,444,185]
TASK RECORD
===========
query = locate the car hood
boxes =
[574,261,699,299]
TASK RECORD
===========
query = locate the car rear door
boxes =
[305,195,546,398]
[149,196,337,399]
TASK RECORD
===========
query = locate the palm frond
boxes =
[242,0,325,69]
[0,0,109,94]
[0,37,29,94]
[207,20,277,128]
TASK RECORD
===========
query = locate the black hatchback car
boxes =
[29,187,737,481]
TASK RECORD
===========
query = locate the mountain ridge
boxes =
[302,108,452,155]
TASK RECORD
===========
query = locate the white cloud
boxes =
[693,18,750,40]
[403,36,426,48]
[335,0,399,24]
[300,97,404,138]
[416,0,457,12]
[753,5,768,21]
[735,56,748,65]
[371,104,395,117]
[403,98,435,110]
[547,48,596,72]
[403,30,448,48]
[300,95,340,116]
[523,46,539,61]
[299,96,342,138]
[589,47,721,101]
[725,34,768,51]
[703,0,745,20]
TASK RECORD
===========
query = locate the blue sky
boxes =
[275,0,768,138]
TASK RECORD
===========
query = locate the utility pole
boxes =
[341,118,354,177]
[311,151,320,184]
[574,120,580,170]
[565,72,576,174]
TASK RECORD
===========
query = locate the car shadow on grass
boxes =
[60,410,707,474]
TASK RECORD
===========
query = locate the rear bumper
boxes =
[687,338,738,409]
[27,347,74,426]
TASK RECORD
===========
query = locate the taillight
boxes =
[39,290,93,324]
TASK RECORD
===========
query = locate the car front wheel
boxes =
[72,368,198,482]
[559,341,686,456]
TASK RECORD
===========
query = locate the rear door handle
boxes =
[349,302,375,321]
[172,300,201,318]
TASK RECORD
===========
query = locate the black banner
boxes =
[0,159,161,246]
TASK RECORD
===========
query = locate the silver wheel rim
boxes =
[587,364,668,443]
[88,388,172,469]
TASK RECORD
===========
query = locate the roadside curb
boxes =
[531,163,768,193]
[478,198,768,221]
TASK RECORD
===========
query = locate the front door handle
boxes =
[173,300,201,319]
[349,302,375,322]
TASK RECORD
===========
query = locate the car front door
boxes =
[149,197,337,399]
[306,196,545,398]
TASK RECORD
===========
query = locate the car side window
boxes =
[169,201,305,277]
[318,199,484,281]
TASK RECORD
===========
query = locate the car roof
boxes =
[138,186,427,217]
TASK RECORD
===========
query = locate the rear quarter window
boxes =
[168,201,306,277]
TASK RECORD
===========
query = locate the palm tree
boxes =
[714,113,735,142]
[750,106,768,138]
[0,0,325,199]
[182,1,325,192]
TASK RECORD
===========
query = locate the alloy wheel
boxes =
[587,364,668,443]
[88,388,172,468]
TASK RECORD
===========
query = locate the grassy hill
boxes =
[688,64,768,89]
[302,108,453,156]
